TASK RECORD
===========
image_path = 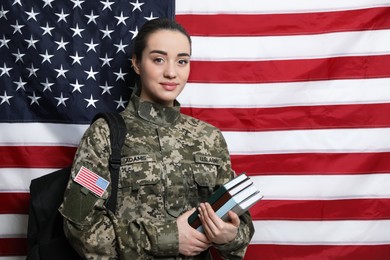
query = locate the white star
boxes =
[13,77,27,91]
[55,93,69,107]
[0,62,13,77]
[25,7,40,21]
[11,20,24,34]
[84,66,99,80]
[101,0,115,11]
[85,10,99,24]
[12,49,25,63]
[100,25,114,39]
[40,22,55,36]
[145,12,158,21]
[114,40,128,53]
[130,0,144,12]
[42,0,55,8]
[25,35,39,49]
[12,0,22,6]
[0,5,10,20]
[99,53,113,67]
[26,63,39,77]
[70,79,84,93]
[71,0,85,9]
[114,96,128,109]
[55,65,68,78]
[129,26,138,40]
[114,68,127,81]
[55,37,69,51]
[41,78,54,92]
[28,91,41,105]
[71,23,84,38]
[55,9,69,23]
[85,38,99,52]
[70,51,84,65]
[0,34,10,48]
[84,94,99,108]
[39,50,54,64]
[115,12,128,25]
[0,91,13,105]
[99,81,114,95]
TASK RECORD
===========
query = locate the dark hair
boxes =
[132,18,192,61]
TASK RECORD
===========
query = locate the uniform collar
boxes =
[131,95,181,126]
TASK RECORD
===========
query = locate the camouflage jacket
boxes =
[59,95,254,260]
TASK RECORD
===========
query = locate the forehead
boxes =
[145,30,191,54]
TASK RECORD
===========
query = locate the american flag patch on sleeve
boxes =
[74,166,109,197]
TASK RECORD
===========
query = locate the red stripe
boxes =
[75,168,104,196]
[182,103,390,132]
[232,152,390,175]
[250,199,390,220]
[244,244,390,260]
[177,7,390,36]
[0,146,76,168]
[0,238,27,256]
[0,193,30,214]
[188,55,390,83]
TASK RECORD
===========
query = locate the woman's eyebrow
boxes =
[149,50,190,57]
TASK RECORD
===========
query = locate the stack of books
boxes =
[188,173,263,233]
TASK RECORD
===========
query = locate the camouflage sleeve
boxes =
[212,131,255,259]
[59,119,179,259]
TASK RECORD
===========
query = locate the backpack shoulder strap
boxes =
[92,112,127,213]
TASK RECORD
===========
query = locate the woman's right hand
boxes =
[177,208,211,256]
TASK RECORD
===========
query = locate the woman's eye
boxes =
[154,58,164,63]
[178,59,189,65]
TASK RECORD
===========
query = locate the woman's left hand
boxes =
[198,202,240,244]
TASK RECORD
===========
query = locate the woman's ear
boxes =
[131,55,140,75]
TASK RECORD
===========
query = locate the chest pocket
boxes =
[192,154,220,204]
[118,154,162,218]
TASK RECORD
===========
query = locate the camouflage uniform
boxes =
[60,94,254,260]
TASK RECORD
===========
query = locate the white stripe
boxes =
[0,168,58,192]
[252,220,390,244]
[251,174,390,200]
[179,78,390,108]
[192,30,390,61]
[176,0,390,14]
[223,128,390,154]
[0,257,25,260]
[0,122,87,146]
[0,214,28,237]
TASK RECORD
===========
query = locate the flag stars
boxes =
[55,93,69,107]
[100,53,113,67]
[129,27,138,40]
[0,34,10,48]
[14,77,27,91]
[114,68,127,81]
[41,78,54,92]
[70,79,84,93]
[40,50,54,64]
[85,38,99,52]
[55,37,69,51]
[40,22,55,36]
[0,91,13,105]
[25,7,40,21]
[114,40,128,53]
[0,5,10,20]
[100,25,114,39]
[114,96,128,109]
[42,0,55,8]
[85,10,99,24]
[25,35,39,49]
[55,65,68,78]
[71,0,85,9]
[12,49,25,63]
[145,12,158,21]
[99,81,114,95]
[115,12,129,25]
[84,94,99,108]
[11,20,24,34]
[28,91,41,105]
[71,23,85,38]
[85,67,99,80]
[70,51,84,65]
[0,62,13,77]
[130,0,144,12]
[101,0,115,11]
[26,64,39,77]
[12,0,22,6]
[55,9,70,23]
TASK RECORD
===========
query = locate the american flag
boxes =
[74,166,109,197]
[1,0,390,259]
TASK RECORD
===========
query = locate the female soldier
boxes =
[60,18,254,259]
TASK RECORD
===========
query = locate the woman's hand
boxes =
[198,202,240,244]
[177,208,212,256]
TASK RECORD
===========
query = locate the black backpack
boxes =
[26,112,127,260]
